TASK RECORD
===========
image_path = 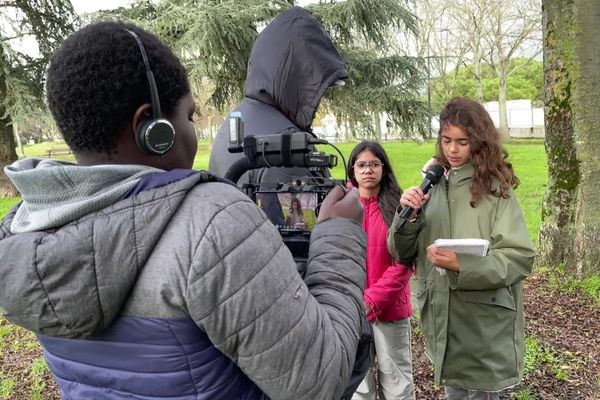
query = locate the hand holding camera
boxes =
[318,186,363,224]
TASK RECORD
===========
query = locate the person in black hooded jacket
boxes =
[209,6,347,185]
[209,6,373,399]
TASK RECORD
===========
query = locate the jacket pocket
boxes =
[444,287,519,384]
[460,287,516,311]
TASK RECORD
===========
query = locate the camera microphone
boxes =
[398,164,445,219]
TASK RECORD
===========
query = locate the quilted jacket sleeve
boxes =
[364,263,411,321]
[186,187,367,400]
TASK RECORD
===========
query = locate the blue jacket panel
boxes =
[40,316,266,400]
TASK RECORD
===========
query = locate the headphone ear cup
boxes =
[135,118,175,155]
[135,118,153,154]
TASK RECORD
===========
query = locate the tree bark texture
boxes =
[539,0,600,277]
[571,0,600,276]
[0,117,19,198]
[0,47,19,197]
[14,122,25,158]
[498,73,510,139]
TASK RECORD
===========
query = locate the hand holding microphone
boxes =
[398,165,445,220]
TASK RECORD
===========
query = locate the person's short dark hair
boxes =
[46,21,190,153]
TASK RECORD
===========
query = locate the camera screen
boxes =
[256,192,318,233]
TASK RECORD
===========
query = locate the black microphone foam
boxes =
[398,164,445,219]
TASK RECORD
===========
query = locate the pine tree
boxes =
[110,0,428,139]
[0,0,77,196]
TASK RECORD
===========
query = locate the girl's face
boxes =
[354,150,383,192]
[441,124,471,168]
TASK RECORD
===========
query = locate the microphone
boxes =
[398,164,445,219]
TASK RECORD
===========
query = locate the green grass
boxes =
[17,140,76,162]
[580,276,600,303]
[17,140,210,167]
[0,198,20,217]
[510,387,539,400]
[4,139,547,243]
[30,357,49,400]
[1,376,17,399]
[524,336,544,376]
[541,264,600,305]
[523,335,581,383]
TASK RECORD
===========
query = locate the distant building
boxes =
[432,99,544,138]
[484,100,545,138]
[313,99,545,142]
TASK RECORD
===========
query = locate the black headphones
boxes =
[125,29,175,155]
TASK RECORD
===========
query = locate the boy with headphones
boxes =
[0,21,367,400]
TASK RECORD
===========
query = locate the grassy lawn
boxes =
[0,138,548,399]
[0,198,20,218]
[4,138,546,242]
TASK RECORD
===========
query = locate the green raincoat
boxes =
[388,162,534,391]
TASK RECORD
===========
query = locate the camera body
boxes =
[225,112,342,271]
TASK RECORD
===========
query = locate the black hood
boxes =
[244,6,348,131]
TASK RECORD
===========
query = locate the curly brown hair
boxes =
[435,97,519,206]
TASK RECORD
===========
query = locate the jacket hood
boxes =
[4,158,160,233]
[0,163,211,338]
[244,6,348,131]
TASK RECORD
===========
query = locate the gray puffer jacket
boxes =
[0,160,367,400]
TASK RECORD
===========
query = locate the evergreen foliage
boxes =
[0,0,78,196]
[106,0,428,138]
[1,0,78,119]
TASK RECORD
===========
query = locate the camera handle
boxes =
[224,131,337,184]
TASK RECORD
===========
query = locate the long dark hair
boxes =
[436,97,519,206]
[289,198,304,215]
[348,140,402,226]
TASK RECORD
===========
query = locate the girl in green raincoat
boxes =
[387,97,535,400]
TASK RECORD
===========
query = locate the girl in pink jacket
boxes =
[349,140,415,400]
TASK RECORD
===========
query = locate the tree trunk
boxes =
[537,0,577,271]
[0,115,19,197]
[497,74,510,139]
[13,121,25,158]
[344,120,352,142]
[373,113,382,141]
[475,61,484,102]
[0,47,19,197]
[570,0,600,276]
[538,0,600,278]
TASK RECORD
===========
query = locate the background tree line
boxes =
[430,58,543,113]
[413,0,542,137]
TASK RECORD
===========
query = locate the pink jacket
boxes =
[361,195,413,322]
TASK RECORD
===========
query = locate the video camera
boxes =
[224,112,346,270]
